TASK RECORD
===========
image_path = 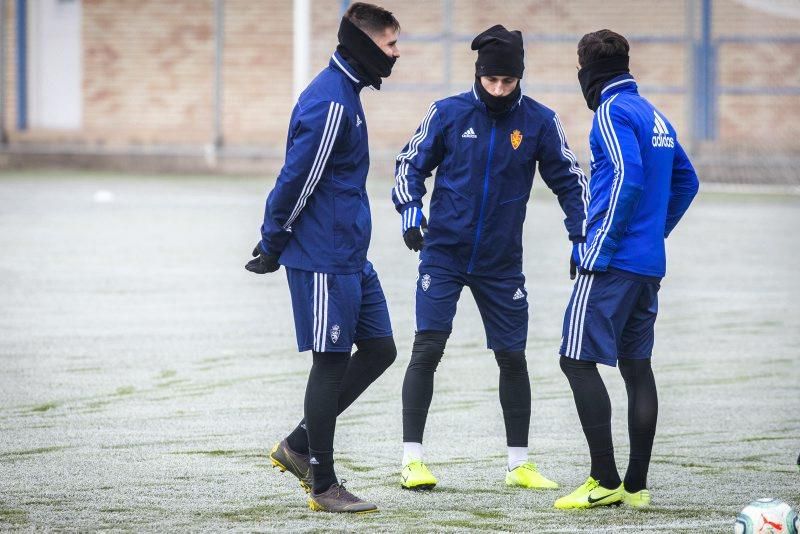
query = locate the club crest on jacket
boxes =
[510,129,523,150]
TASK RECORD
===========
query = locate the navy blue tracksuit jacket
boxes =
[392,84,588,276]
[260,52,372,274]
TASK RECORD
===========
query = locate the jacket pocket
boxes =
[496,147,533,204]
[498,143,534,204]
[333,186,369,252]
[428,185,473,248]
[500,192,529,205]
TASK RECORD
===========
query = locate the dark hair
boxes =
[577,29,630,67]
[345,2,400,36]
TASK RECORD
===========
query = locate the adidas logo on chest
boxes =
[462,127,477,139]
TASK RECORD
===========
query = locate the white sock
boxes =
[508,447,528,471]
[403,442,423,466]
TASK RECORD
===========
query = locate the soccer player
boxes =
[554,30,699,510]
[245,3,401,513]
[393,25,588,490]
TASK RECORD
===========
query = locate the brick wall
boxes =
[221,0,293,146]
[82,0,214,145]
[1,0,798,163]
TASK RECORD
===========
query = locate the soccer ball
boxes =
[734,498,799,534]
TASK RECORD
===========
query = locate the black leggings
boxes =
[286,336,397,453]
[560,356,658,491]
[289,336,397,493]
[619,357,658,492]
[402,331,531,447]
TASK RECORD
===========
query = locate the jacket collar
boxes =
[599,74,638,104]
[470,81,524,116]
[330,51,369,91]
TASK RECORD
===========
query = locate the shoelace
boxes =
[332,480,360,503]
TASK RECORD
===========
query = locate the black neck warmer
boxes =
[475,77,521,117]
[577,55,630,111]
[336,17,395,90]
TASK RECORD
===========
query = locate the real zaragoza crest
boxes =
[330,324,340,343]
[421,274,431,291]
[510,129,523,150]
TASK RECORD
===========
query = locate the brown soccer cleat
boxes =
[308,481,378,514]
[269,439,313,493]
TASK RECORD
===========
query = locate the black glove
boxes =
[403,215,428,252]
[570,241,585,280]
[245,244,280,274]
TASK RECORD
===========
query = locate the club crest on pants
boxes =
[421,274,431,291]
[330,324,340,344]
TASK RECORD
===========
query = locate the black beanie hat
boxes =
[471,24,524,79]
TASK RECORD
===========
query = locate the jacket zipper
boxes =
[467,120,496,274]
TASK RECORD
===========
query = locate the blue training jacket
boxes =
[259,51,372,274]
[392,84,588,276]
[580,74,699,278]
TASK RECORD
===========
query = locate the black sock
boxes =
[285,337,397,455]
[560,356,621,488]
[619,358,658,492]
[494,350,531,447]
[285,423,309,456]
[401,331,449,443]
[308,449,334,493]
[304,351,349,494]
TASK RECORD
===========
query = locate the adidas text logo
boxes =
[651,111,674,148]
[461,127,477,139]
[513,288,525,300]
[356,114,363,127]
[310,456,319,465]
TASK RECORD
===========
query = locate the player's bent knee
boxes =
[408,330,449,372]
[493,350,528,376]
[357,335,397,367]
[618,357,652,379]
[559,355,598,377]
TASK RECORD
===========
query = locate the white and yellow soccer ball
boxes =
[734,498,799,534]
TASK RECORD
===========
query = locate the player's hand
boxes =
[245,244,280,274]
[401,207,427,252]
[404,226,425,252]
[570,242,586,280]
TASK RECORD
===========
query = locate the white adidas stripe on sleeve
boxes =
[553,114,590,235]
[583,95,625,270]
[283,102,344,230]
[394,103,437,205]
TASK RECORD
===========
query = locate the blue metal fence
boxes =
[14,0,25,130]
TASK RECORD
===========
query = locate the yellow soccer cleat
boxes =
[400,460,438,490]
[505,462,559,489]
[554,477,623,509]
[623,488,651,508]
